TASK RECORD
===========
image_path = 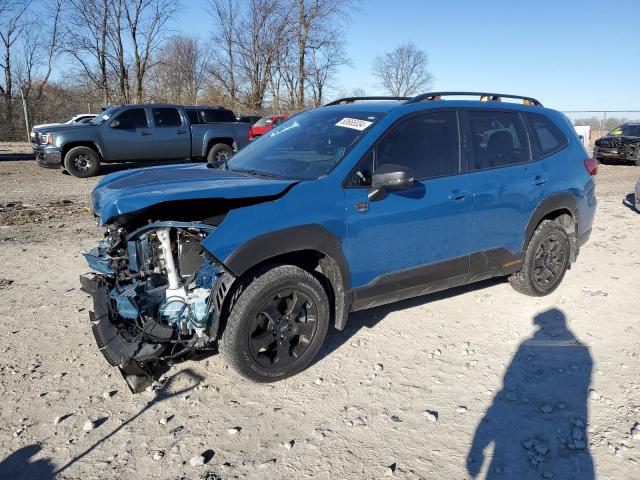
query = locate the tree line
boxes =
[1,0,435,138]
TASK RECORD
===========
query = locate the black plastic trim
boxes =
[223,224,351,291]
[524,194,577,248]
[350,248,525,311]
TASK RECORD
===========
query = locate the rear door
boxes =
[463,109,547,255]
[344,110,474,295]
[151,107,190,159]
[105,106,154,160]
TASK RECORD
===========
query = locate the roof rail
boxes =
[324,96,410,106]
[406,91,543,107]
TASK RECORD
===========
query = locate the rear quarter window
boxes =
[525,113,568,160]
[204,109,237,123]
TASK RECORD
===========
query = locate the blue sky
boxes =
[175,0,639,111]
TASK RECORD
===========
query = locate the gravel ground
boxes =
[0,158,639,480]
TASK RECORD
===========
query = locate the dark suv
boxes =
[594,123,640,165]
[80,92,597,392]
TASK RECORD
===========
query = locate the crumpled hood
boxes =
[92,163,297,225]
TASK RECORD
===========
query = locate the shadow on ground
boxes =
[467,308,593,479]
[313,277,505,366]
[0,369,203,479]
[623,193,637,212]
[0,153,34,161]
[0,444,55,480]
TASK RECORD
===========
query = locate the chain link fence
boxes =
[1,94,103,143]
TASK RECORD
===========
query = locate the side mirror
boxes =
[110,119,120,129]
[369,164,414,201]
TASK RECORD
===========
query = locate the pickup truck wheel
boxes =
[207,143,234,165]
[219,264,329,382]
[64,146,101,178]
[508,219,571,297]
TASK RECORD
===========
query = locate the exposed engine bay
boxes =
[80,221,234,393]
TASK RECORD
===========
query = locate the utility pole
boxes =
[20,88,30,142]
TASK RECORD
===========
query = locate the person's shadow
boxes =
[467,308,594,479]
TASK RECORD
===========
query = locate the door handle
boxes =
[448,190,472,201]
[140,131,151,136]
[533,176,548,185]
[176,130,187,135]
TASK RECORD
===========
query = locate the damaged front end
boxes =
[80,221,234,393]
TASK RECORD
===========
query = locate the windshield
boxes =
[609,125,640,137]
[254,116,272,127]
[227,108,384,180]
[90,106,121,126]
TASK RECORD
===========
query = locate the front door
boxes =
[106,107,154,160]
[344,110,474,304]
[151,107,191,159]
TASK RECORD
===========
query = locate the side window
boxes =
[467,110,530,170]
[113,108,148,129]
[376,110,460,180]
[186,110,202,124]
[152,108,183,127]
[204,109,236,123]
[525,112,568,159]
[273,117,286,126]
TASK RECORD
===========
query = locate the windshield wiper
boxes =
[231,168,280,179]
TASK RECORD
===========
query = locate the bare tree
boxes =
[120,0,179,103]
[66,0,113,104]
[372,42,434,97]
[150,35,209,104]
[107,0,131,102]
[235,0,290,111]
[209,0,240,108]
[289,0,356,108]
[0,0,31,130]
[307,38,349,106]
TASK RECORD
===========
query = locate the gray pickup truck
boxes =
[34,104,250,177]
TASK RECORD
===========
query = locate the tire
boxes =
[63,146,101,178]
[508,219,571,297]
[206,143,234,165]
[219,264,330,382]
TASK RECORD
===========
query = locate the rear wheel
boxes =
[63,146,101,178]
[509,219,571,296]
[219,264,329,382]
[206,143,234,165]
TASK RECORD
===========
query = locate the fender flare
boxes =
[523,193,577,249]
[222,224,352,330]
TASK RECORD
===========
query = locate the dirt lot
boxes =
[0,154,639,480]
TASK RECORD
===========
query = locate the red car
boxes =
[248,115,288,140]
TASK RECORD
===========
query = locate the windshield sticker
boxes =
[335,118,373,131]
[612,129,623,136]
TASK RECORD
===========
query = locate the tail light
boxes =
[248,129,254,141]
[584,157,598,176]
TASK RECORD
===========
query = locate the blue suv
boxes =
[80,92,597,392]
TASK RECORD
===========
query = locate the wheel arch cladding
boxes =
[222,224,352,330]
[524,194,578,256]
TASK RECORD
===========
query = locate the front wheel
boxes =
[63,146,101,178]
[509,219,571,296]
[219,264,330,382]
